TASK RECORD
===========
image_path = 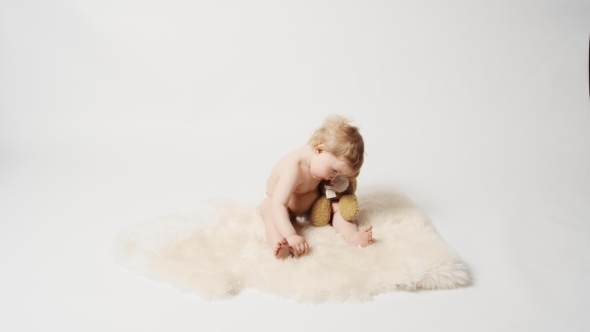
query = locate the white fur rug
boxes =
[111,190,470,303]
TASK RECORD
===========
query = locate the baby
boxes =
[259,115,373,259]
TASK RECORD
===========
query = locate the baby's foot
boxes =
[273,238,291,260]
[346,226,373,247]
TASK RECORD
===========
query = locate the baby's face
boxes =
[310,149,351,181]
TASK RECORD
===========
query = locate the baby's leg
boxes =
[288,189,320,216]
[259,196,291,259]
[331,201,373,247]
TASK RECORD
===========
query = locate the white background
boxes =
[1,0,589,331]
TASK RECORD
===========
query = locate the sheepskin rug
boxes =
[111,190,470,303]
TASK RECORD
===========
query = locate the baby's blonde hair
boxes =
[307,115,365,179]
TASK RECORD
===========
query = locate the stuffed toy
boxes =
[309,176,359,227]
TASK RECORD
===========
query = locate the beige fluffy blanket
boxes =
[111,190,469,303]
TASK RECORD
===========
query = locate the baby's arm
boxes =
[270,166,309,257]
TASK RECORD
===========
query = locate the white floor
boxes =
[1,1,589,331]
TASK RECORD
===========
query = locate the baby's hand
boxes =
[286,234,308,258]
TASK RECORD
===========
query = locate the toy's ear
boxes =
[349,178,357,193]
[330,175,350,192]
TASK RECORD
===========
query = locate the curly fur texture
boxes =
[111,190,470,303]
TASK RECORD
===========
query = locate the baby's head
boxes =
[307,115,365,179]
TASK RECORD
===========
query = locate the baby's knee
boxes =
[259,196,271,210]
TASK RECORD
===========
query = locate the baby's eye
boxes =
[332,169,337,173]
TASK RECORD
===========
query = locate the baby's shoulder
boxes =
[276,145,304,163]
[271,147,306,177]
[275,149,301,170]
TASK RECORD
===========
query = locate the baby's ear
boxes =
[315,144,325,154]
